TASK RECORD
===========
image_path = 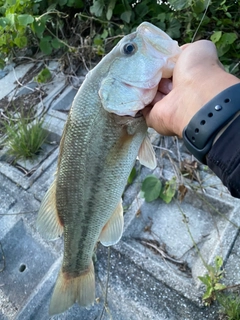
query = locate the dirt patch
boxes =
[0,90,46,135]
[17,63,44,85]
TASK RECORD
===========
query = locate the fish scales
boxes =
[57,76,147,275]
[36,21,181,315]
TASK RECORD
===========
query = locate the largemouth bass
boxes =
[37,22,181,315]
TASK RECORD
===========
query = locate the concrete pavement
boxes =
[1,62,240,320]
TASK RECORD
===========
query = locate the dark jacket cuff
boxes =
[207,115,240,198]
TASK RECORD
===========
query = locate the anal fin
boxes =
[99,200,124,246]
[36,179,63,240]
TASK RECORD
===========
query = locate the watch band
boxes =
[183,83,240,164]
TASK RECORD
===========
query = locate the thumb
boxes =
[142,101,174,136]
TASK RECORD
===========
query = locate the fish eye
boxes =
[123,43,136,55]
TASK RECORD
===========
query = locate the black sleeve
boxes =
[207,115,240,198]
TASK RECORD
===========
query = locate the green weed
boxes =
[1,112,48,161]
[141,175,177,203]
[198,256,226,306]
[199,256,240,319]
[34,67,52,83]
[218,293,240,320]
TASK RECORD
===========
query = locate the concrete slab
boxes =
[48,86,79,121]
[14,245,219,320]
[119,182,240,302]
[0,220,56,311]
[0,63,34,99]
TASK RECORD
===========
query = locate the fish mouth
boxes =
[137,22,174,57]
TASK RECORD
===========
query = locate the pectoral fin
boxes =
[99,200,124,246]
[138,136,157,169]
[36,180,63,240]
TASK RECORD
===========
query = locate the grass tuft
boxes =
[1,112,48,162]
[218,293,240,320]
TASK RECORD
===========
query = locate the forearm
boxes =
[207,114,240,198]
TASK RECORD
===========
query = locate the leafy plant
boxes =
[0,0,239,75]
[141,175,176,203]
[141,175,162,202]
[198,256,226,305]
[198,255,240,319]
[34,67,52,83]
[218,293,240,320]
[127,167,137,185]
[1,112,48,161]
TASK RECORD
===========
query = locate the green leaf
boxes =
[0,34,8,46]
[51,38,64,49]
[157,13,166,22]
[0,17,9,28]
[141,176,162,202]
[168,0,191,10]
[159,178,176,204]
[215,33,237,57]
[39,37,52,55]
[120,10,132,23]
[59,0,67,5]
[69,0,83,8]
[215,256,223,269]
[202,286,213,300]
[210,31,222,43]
[101,29,108,39]
[32,16,48,37]
[107,0,116,20]
[6,0,16,5]
[90,0,105,17]
[135,2,149,18]
[214,283,226,291]
[35,67,51,83]
[17,14,34,26]
[5,13,15,26]
[0,58,5,69]
[14,36,27,48]
[207,265,216,277]
[192,0,206,13]
[221,32,238,45]
[128,167,136,185]
[166,18,181,39]
[198,275,212,287]
[93,36,103,46]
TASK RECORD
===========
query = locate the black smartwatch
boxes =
[183,83,240,164]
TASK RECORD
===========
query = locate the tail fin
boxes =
[49,262,95,316]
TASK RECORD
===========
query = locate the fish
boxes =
[36,21,181,316]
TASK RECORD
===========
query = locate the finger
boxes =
[180,43,190,50]
[142,102,173,136]
[158,78,173,94]
[151,91,166,105]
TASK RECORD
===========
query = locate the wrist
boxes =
[177,69,240,137]
[183,82,240,164]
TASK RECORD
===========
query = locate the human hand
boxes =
[143,40,240,137]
